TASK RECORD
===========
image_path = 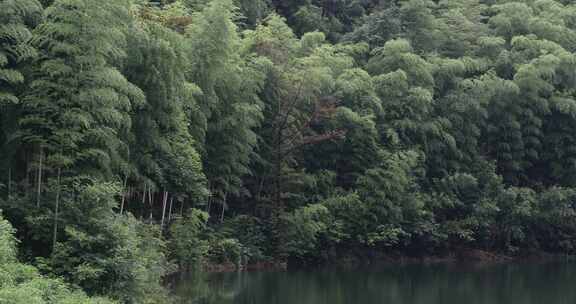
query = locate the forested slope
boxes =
[2,0,576,302]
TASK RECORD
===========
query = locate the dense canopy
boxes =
[2,0,576,303]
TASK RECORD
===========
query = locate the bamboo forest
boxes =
[2,0,576,303]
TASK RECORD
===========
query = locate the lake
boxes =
[174,261,576,304]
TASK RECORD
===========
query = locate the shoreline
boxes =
[198,249,576,273]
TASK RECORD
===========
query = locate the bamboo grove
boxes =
[3,0,576,302]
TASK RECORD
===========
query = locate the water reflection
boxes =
[175,261,576,304]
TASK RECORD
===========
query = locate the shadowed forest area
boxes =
[2,0,576,303]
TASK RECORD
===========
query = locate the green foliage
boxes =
[218,215,268,262]
[170,209,210,270]
[0,213,117,304]
[38,180,172,303]
[494,187,536,252]
[5,0,576,299]
[186,0,265,204]
[0,0,41,105]
[280,204,331,258]
[0,0,42,176]
[533,187,576,253]
[207,238,243,265]
[0,211,17,264]
[20,0,144,177]
[123,20,206,196]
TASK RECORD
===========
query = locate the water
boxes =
[174,261,576,304]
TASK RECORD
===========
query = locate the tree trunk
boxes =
[25,154,30,197]
[52,167,61,255]
[256,176,265,202]
[206,182,213,215]
[148,187,153,220]
[36,149,43,207]
[141,183,147,220]
[168,196,174,223]
[120,173,128,215]
[220,193,227,223]
[7,167,11,197]
[207,192,212,215]
[275,145,282,216]
[160,191,168,232]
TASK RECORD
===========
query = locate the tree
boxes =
[46,181,172,302]
[0,0,41,105]
[243,18,349,213]
[2,1,173,302]
[123,19,207,216]
[186,0,266,217]
[170,209,210,271]
[0,212,117,304]
[19,0,144,181]
[0,0,42,194]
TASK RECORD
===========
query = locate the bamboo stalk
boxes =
[148,187,153,220]
[168,196,174,223]
[206,182,212,214]
[120,173,128,215]
[142,183,147,204]
[36,150,43,207]
[220,193,227,223]
[7,167,11,197]
[52,167,61,255]
[160,191,168,232]
[25,154,30,197]
[207,192,212,215]
[141,183,147,220]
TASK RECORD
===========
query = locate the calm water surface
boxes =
[175,261,576,304]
